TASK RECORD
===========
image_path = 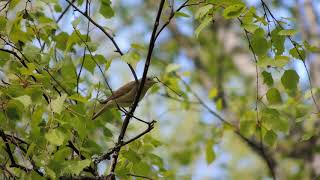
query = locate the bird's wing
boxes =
[101,80,137,104]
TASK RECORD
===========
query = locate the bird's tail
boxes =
[92,102,111,120]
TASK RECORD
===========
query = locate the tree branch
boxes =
[107,0,166,174]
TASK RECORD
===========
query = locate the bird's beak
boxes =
[153,76,160,83]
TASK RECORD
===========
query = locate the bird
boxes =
[92,77,157,120]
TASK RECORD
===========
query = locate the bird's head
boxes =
[145,76,158,87]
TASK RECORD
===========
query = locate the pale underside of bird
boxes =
[92,77,157,120]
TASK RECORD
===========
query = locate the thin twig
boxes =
[127,173,153,180]
[65,0,138,82]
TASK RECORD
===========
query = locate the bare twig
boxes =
[76,0,91,94]
[65,0,138,82]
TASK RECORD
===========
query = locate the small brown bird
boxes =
[92,77,157,120]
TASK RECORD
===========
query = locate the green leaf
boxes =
[69,94,88,103]
[72,17,82,27]
[252,29,269,57]
[241,23,259,33]
[301,132,313,141]
[49,94,67,114]
[131,43,145,50]
[25,143,36,158]
[264,130,277,147]
[278,29,298,36]
[133,161,151,175]
[122,148,140,162]
[0,16,7,31]
[100,0,114,19]
[54,32,69,50]
[121,51,141,68]
[304,41,320,53]
[262,108,289,133]
[266,88,282,105]
[45,167,56,180]
[0,50,10,66]
[195,4,213,19]
[195,15,213,38]
[271,27,285,55]
[223,4,246,19]
[103,127,113,137]
[281,70,299,90]
[274,55,290,67]
[63,159,91,175]
[295,104,309,118]
[20,63,36,75]
[144,135,161,148]
[261,71,273,87]
[165,64,180,73]
[208,88,218,98]
[54,4,62,12]
[289,47,306,60]
[14,95,32,107]
[216,98,223,111]
[82,54,96,73]
[53,148,72,161]
[9,0,20,9]
[175,12,190,18]
[205,140,215,164]
[6,100,24,120]
[240,111,256,137]
[45,129,67,146]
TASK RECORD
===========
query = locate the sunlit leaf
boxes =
[262,108,289,133]
[205,140,215,164]
[289,47,306,60]
[45,129,67,146]
[301,132,313,141]
[14,95,32,107]
[278,29,298,36]
[240,111,256,137]
[63,159,91,175]
[223,4,246,19]
[175,12,190,18]
[195,15,213,38]
[195,4,213,19]
[165,64,181,73]
[49,94,68,114]
[69,94,88,103]
[208,88,218,99]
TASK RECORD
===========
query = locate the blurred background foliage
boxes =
[0,0,320,179]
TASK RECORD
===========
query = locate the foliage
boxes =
[0,0,319,179]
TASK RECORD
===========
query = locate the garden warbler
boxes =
[92,77,157,120]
